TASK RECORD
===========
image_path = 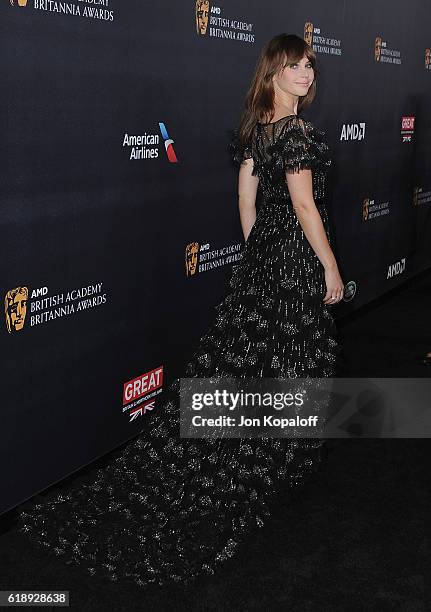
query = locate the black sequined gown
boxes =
[18,114,342,587]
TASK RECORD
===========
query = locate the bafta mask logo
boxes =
[196,0,209,36]
[374,36,382,62]
[10,0,28,6]
[185,242,199,276]
[362,198,369,221]
[304,22,313,47]
[5,286,28,333]
[425,48,431,69]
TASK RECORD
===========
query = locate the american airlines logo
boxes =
[340,123,366,141]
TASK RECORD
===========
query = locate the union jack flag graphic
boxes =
[129,400,155,422]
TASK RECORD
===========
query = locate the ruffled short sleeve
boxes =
[228,127,254,166]
[267,116,331,176]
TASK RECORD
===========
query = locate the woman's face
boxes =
[273,55,314,97]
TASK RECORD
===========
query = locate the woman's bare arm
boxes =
[286,167,337,270]
[237,158,259,241]
[286,167,344,303]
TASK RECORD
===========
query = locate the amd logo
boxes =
[340,123,366,141]
[387,257,406,279]
[31,287,48,298]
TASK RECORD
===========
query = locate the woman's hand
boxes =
[323,265,344,305]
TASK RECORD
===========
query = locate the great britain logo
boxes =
[122,366,164,422]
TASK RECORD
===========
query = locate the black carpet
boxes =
[1,269,430,611]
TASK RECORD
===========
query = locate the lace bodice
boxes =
[230,114,332,204]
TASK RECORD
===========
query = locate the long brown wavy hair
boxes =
[236,34,318,149]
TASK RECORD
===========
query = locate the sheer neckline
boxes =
[258,114,298,126]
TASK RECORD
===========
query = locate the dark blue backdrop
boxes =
[1,0,430,514]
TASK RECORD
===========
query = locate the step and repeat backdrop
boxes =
[2,1,430,514]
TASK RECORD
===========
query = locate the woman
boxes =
[19,33,344,587]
